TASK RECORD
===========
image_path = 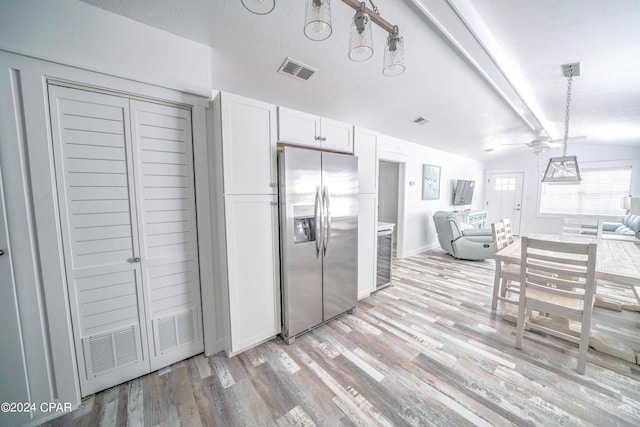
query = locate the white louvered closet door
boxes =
[49,85,204,396]
[129,101,203,371]
[48,85,150,396]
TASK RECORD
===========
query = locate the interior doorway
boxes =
[486,172,524,235]
[378,161,399,241]
[378,159,406,259]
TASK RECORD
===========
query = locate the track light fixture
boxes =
[240,0,405,76]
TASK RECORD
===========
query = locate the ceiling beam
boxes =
[407,0,551,137]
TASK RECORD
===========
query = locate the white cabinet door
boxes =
[224,195,280,354]
[321,118,353,153]
[130,101,203,371]
[354,127,379,193]
[48,86,150,396]
[222,93,277,195]
[358,194,378,299]
[277,106,320,148]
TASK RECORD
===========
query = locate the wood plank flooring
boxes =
[44,249,640,426]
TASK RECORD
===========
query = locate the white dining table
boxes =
[494,233,640,363]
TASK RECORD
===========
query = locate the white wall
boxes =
[378,134,485,257]
[0,0,212,97]
[485,143,640,235]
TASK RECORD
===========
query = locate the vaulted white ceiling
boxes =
[81,0,640,160]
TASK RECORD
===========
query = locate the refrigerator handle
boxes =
[323,185,331,256]
[314,186,322,257]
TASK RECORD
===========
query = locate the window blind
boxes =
[540,167,632,216]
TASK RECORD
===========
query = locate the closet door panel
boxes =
[130,101,203,370]
[48,85,150,396]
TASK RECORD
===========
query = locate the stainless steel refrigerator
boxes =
[278,146,358,344]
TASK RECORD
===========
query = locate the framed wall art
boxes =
[422,164,441,200]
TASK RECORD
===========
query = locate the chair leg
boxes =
[577,316,593,374]
[515,301,527,350]
[500,279,508,298]
[492,262,502,310]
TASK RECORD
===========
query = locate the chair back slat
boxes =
[526,251,589,267]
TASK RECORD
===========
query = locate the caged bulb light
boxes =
[304,0,332,41]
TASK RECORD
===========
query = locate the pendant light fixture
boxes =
[240,0,275,15]
[349,3,373,61]
[383,26,405,77]
[542,63,582,183]
[304,0,333,41]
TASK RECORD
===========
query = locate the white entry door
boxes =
[486,172,524,235]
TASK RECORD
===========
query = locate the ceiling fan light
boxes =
[240,0,275,15]
[304,0,332,41]
[383,28,405,76]
[542,155,582,183]
[349,8,373,62]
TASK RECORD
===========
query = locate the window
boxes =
[540,167,632,216]
[495,177,516,191]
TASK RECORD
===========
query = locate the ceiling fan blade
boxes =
[548,135,587,143]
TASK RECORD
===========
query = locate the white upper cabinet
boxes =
[277,107,320,148]
[354,127,379,194]
[321,118,353,153]
[221,93,277,195]
[278,107,353,153]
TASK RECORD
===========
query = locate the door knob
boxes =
[129,257,141,263]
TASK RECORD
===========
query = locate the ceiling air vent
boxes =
[413,116,429,125]
[278,57,317,81]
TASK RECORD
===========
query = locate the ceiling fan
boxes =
[503,129,586,155]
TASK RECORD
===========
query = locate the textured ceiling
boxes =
[80,0,640,160]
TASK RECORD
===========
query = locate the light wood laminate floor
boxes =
[44,250,640,426]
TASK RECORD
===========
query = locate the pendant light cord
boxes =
[562,65,574,157]
[368,0,379,14]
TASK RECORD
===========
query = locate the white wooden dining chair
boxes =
[515,237,597,374]
[560,217,603,240]
[491,221,520,309]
